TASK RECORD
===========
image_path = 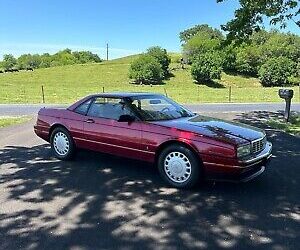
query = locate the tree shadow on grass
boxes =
[223,70,257,79]
[196,79,226,88]
[0,125,299,249]
[130,80,166,86]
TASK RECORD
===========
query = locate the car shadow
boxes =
[0,116,299,249]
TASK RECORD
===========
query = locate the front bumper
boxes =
[205,142,272,182]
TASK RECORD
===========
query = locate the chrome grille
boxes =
[251,137,266,154]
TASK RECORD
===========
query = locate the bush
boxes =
[235,45,262,75]
[2,54,17,70]
[191,52,222,83]
[259,57,296,87]
[18,54,41,69]
[296,62,300,77]
[147,46,170,77]
[221,44,237,72]
[129,54,163,84]
[183,34,221,63]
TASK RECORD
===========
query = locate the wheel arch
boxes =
[48,123,70,141]
[155,139,203,165]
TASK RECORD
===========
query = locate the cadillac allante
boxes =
[34,92,272,188]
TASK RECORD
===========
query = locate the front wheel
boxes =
[50,127,75,160]
[158,145,201,188]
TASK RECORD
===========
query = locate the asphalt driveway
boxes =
[0,113,299,250]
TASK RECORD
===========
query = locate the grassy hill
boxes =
[0,54,299,104]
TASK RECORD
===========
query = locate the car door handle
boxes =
[85,119,95,123]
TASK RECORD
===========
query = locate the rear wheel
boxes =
[50,127,75,160]
[158,144,201,188]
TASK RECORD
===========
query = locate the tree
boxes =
[217,0,299,42]
[40,53,52,68]
[129,54,163,84]
[2,54,17,70]
[235,44,262,75]
[72,51,102,64]
[146,46,170,76]
[51,49,76,66]
[221,44,237,72]
[18,54,41,69]
[259,30,300,62]
[183,33,222,62]
[191,52,223,83]
[259,57,296,86]
[179,24,224,44]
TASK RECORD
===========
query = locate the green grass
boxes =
[0,54,299,104]
[267,114,300,135]
[0,116,31,128]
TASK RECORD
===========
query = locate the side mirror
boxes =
[118,114,135,122]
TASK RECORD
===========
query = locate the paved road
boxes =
[0,102,300,116]
[0,112,299,250]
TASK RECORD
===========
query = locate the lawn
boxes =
[0,54,299,104]
[267,114,300,135]
[0,116,31,128]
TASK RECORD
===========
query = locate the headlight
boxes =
[237,144,251,158]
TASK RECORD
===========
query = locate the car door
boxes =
[67,98,93,148]
[82,97,144,160]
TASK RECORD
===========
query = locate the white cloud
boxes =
[0,42,140,60]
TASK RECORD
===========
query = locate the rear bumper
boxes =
[34,125,49,141]
[205,142,272,182]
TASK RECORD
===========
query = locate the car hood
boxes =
[152,115,265,145]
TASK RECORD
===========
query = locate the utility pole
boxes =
[106,43,109,61]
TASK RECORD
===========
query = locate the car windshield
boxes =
[127,95,195,121]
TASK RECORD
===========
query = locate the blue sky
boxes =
[0,0,299,59]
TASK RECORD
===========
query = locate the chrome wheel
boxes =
[53,131,70,156]
[164,151,192,183]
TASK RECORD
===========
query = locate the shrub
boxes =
[259,57,296,87]
[147,46,170,77]
[221,44,237,72]
[296,62,300,77]
[235,45,262,76]
[183,34,221,63]
[191,52,222,83]
[18,54,41,69]
[2,54,17,70]
[129,54,163,84]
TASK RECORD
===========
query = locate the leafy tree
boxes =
[217,0,299,42]
[2,54,17,70]
[40,53,52,68]
[259,57,296,86]
[51,49,76,66]
[297,62,300,77]
[259,31,300,62]
[72,51,102,64]
[183,33,222,62]
[146,46,170,76]
[191,52,223,83]
[180,24,224,44]
[129,54,163,84]
[18,54,41,69]
[235,45,262,75]
[220,44,237,72]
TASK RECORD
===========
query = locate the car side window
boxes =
[87,97,134,120]
[74,99,92,115]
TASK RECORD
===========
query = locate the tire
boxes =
[158,144,201,188]
[50,127,75,160]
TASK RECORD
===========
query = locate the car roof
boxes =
[87,92,163,99]
[68,92,164,111]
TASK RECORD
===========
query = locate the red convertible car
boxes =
[34,92,272,188]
